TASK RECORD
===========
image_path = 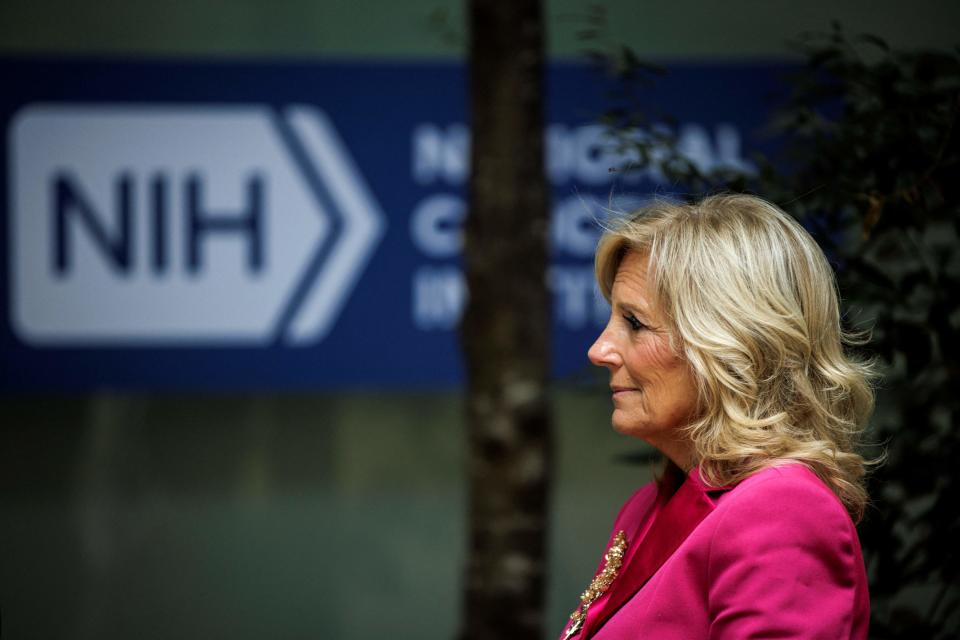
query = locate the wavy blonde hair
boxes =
[595,194,877,521]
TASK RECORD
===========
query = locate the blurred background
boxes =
[1,1,958,638]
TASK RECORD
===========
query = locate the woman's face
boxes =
[588,251,699,467]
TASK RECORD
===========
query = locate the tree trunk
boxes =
[461,1,552,639]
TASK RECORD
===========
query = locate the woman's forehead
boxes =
[612,252,655,309]
[613,251,649,289]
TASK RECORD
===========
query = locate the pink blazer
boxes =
[561,464,869,639]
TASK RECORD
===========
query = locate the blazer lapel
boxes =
[581,469,721,638]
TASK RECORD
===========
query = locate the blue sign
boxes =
[0,58,787,390]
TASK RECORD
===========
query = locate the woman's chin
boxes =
[610,414,644,438]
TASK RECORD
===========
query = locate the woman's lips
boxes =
[611,386,639,396]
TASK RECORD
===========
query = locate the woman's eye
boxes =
[623,314,645,331]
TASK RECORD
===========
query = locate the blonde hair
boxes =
[595,194,876,521]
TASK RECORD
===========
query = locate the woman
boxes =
[561,194,875,639]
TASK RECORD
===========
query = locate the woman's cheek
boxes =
[638,335,680,371]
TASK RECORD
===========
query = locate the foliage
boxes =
[597,24,960,639]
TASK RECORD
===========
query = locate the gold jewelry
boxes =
[563,530,628,639]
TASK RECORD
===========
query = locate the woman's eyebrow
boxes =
[614,302,665,332]
[614,300,652,319]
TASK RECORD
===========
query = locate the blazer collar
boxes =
[581,467,729,639]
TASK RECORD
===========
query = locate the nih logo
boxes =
[8,104,386,346]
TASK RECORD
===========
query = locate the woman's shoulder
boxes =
[725,463,844,506]
[710,463,857,543]
[700,469,869,638]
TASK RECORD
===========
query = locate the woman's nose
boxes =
[588,331,621,369]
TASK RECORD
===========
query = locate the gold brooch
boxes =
[563,530,628,639]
